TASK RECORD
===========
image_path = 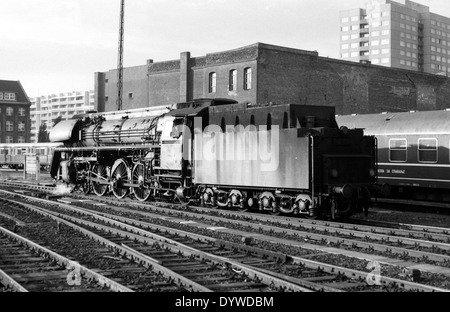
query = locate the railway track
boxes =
[0,225,134,292]
[60,191,450,266]
[1,187,448,292]
[0,193,349,292]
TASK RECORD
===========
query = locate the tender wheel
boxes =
[92,163,108,196]
[111,158,131,199]
[269,203,280,216]
[132,163,151,202]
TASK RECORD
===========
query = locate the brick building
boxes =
[95,42,450,115]
[0,80,31,143]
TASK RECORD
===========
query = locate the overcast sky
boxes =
[2,0,450,98]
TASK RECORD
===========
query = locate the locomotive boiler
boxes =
[49,98,380,218]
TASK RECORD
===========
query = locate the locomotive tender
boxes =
[49,98,379,218]
[337,110,450,202]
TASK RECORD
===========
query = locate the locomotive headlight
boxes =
[369,168,375,177]
[330,169,339,178]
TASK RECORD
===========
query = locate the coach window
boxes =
[418,138,438,163]
[389,139,407,162]
[208,72,217,93]
[244,68,252,90]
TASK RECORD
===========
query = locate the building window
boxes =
[18,108,26,116]
[229,69,237,91]
[18,136,25,143]
[389,139,407,162]
[208,72,217,93]
[105,96,109,102]
[6,107,13,116]
[128,92,133,99]
[4,93,16,101]
[418,139,438,163]
[6,121,14,132]
[244,68,252,90]
[18,121,25,132]
[6,136,13,144]
[0,93,3,100]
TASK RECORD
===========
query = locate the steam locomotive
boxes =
[49,98,381,218]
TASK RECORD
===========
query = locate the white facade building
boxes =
[340,0,450,76]
[30,90,95,143]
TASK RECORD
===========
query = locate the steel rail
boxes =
[0,268,28,292]
[0,225,133,292]
[50,199,450,292]
[3,190,448,292]
[2,198,211,292]
[289,255,449,292]
[45,201,316,292]
[2,194,327,292]
[119,200,450,263]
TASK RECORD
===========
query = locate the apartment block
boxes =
[30,90,95,143]
[340,0,450,76]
